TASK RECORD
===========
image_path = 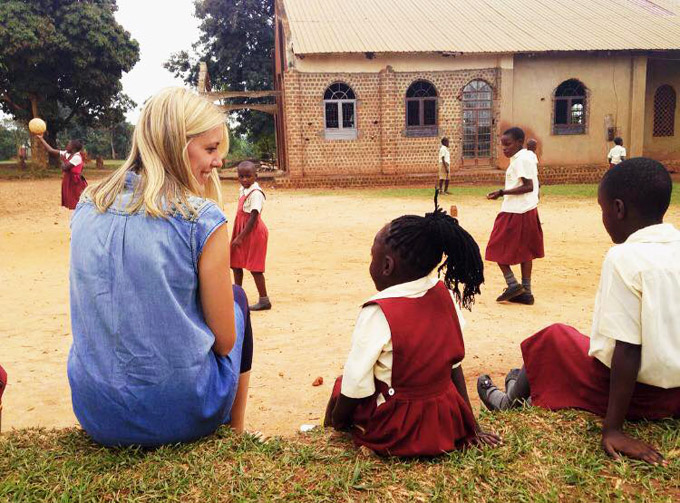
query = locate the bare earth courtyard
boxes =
[1,177,679,438]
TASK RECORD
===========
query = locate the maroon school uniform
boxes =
[230,187,268,273]
[61,152,87,210]
[521,324,680,419]
[330,281,477,457]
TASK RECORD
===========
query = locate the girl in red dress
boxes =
[35,135,87,209]
[231,161,270,311]
[324,193,502,457]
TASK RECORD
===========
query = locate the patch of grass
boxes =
[0,163,56,180]
[1,410,678,501]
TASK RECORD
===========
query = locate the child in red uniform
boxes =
[35,135,87,209]
[486,127,543,305]
[478,158,680,465]
[231,161,270,311]
[324,194,501,457]
[0,364,6,431]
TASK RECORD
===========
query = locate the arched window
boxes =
[324,82,357,140]
[653,85,676,137]
[553,79,587,135]
[405,80,438,136]
[462,80,493,160]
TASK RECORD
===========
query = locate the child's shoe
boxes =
[477,374,510,411]
[496,284,525,302]
[509,292,535,305]
[249,297,272,311]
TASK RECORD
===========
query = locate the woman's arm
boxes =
[232,210,259,247]
[601,341,665,465]
[35,135,61,156]
[198,224,237,356]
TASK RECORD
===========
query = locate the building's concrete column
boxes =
[497,55,514,168]
[379,66,397,174]
[629,55,648,157]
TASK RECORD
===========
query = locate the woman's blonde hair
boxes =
[86,87,229,217]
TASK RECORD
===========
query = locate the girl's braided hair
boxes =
[384,190,484,309]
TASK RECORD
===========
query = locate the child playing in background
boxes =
[324,194,501,457]
[486,127,543,305]
[608,137,626,168]
[478,158,680,465]
[526,138,539,165]
[231,161,271,311]
[438,137,451,194]
[35,135,88,209]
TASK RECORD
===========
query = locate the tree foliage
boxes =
[0,0,139,144]
[165,0,275,158]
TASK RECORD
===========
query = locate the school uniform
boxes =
[608,145,626,166]
[520,224,680,419]
[328,277,477,457]
[438,145,451,181]
[485,149,544,265]
[60,150,87,210]
[230,182,268,273]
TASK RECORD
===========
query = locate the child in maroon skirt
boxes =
[478,158,680,465]
[324,193,502,457]
[486,127,543,305]
[0,364,6,432]
[35,135,87,209]
[231,161,270,311]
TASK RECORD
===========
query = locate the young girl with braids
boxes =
[324,194,502,457]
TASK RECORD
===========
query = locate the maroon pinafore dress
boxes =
[61,152,87,210]
[331,281,477,457]
[230,189,268,272]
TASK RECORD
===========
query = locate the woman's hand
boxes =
[601,429,666,465]
[467,429,503,448]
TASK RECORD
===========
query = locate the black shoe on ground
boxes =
[496,284,525,302]
[509,292,535,305]
[477,374,509,411]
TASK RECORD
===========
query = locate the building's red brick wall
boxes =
[282,67,501,178]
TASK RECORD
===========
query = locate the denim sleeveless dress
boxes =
[68,173,245,446]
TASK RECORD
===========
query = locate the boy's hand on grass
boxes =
[468,430,502,448]
[601,429,666,466]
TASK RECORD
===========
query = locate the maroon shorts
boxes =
[485,208,544,265]
[521,324,680,420]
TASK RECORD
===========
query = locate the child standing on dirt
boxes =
[34,135,87,209]
[478,158,680,465]
[485,127,543,306]
[231,161,271,311]
[607,137,626,168]
[438,137,451,194]
[324,194,501,457]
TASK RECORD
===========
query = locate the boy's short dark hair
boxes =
[503,127,525,143]
[614,136,623,146]
[441,137,449,145]
[71,139,83,152]
[600,158,672,220]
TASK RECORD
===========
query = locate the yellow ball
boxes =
[29,118,47,135]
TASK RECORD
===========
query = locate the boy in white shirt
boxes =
[485,127,543,305]
[478,158,680,465]
[607,137,626,168]
[438,137,451,194]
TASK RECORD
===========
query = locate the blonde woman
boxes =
[68,88,253,446]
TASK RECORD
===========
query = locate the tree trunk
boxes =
[110,127,117,160]
[29,95,48,168]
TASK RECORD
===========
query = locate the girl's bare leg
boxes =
[230,371,250,433]
[232,268,244,286]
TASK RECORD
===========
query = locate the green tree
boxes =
[0,0,139,165]
[0,119,28,160]
[165,0,275,159]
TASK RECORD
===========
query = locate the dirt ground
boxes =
[1,177,678,437]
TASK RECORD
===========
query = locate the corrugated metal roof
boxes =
[281,0,680,54]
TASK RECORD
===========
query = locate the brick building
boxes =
[273,0,680,186]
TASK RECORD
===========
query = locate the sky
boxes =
[114,0,201,123]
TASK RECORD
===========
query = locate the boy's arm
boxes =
[601,341,666,465]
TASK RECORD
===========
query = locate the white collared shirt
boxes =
[340,276,466,400]
[60,150,82,166]
[439,145,450,165]
[608,145,627,165]
[589,224,680,389]
[240,182,265,214]
[500,149,540,214]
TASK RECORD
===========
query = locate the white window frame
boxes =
[324,99,358,140]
